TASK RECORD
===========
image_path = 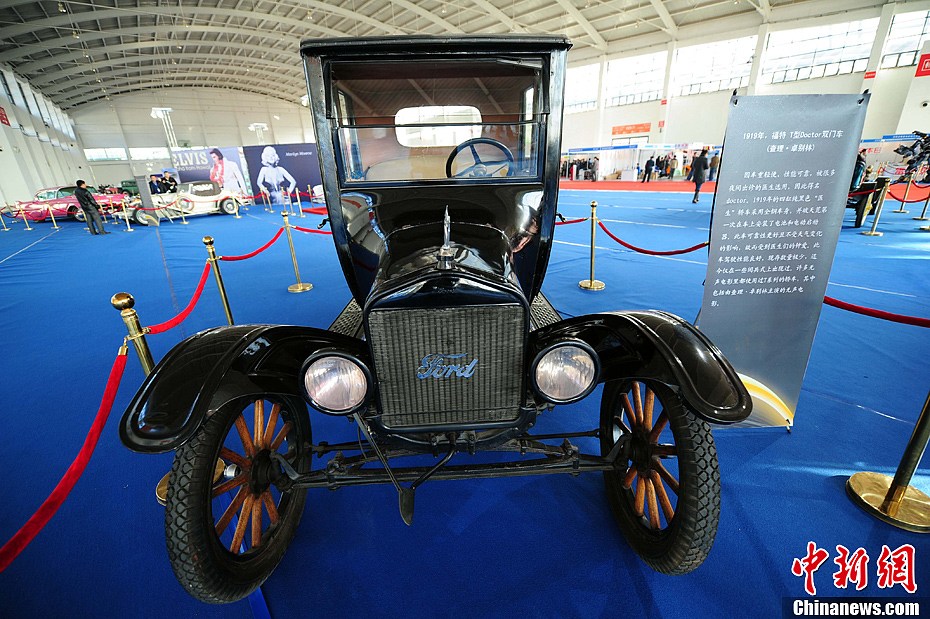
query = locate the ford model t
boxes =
[119,35,751,603]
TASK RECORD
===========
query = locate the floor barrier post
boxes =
[46,205,60,230]
[122,200,134,232]
[111,292,155,375]
[19,206,33,231]
[282,211,313,293]
[914,191,930,222]
[203,236,235,325]
[578,200,605,291]
[0,206,9,232]
[892,176,911,214]
[847,390,930,532]
[862,181,888,237]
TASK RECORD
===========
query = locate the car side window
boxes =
[36,190,53,200]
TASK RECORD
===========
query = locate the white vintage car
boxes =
[123,180,250,225]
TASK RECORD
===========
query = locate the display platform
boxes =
[0,190,927,617]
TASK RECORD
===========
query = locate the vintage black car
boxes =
[119,35,751,604]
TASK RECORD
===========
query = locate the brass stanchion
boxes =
[1,205,11,232]
[296,187,305,218]
[915,191,930,224]
[261,189,272,212]
[122,200,134,233]
[202,236,235,325]
[110,292,155,375]
[177,198,189,225]
[578,200,605,291]
[847,390,930,533]
[233,196,242,219]
[282,211,313,293]
[892,176,911,214]
[18,206,33,231]
[46,205,60,230]
[862,180,889,237]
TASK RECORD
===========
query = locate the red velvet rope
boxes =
[847,189,875,198]
[823,296,930,328]
[301,207,328,215]
[0,349,127,573]
[887,187,930,203]
[292,225,333,235]
[597,221,709,256]
[147,261,212,334]
[219,228,284,262]
[555,217,588,225]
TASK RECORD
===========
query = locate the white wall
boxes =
[562,65,918,154]
[0,68,90,203]
[71,88,316,183]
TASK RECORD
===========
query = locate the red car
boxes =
[6,185,129,222]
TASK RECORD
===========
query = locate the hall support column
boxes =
[862,3,896,91]
[652,42,676,143]
[745,24,770,96]
[895,40,930,135]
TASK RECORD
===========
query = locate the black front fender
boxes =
[530,311,751,424]
[119,324,368,453]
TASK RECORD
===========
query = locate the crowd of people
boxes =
[638,151,720,183]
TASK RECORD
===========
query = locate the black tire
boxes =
[220,199,238,215]
[165,394,311,603]
[132,209,151,226]
[71,207,85,222]
[600,380,719,575]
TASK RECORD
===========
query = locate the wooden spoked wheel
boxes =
[213,399,294,554]
[165,395,310,603]
[600,379,720,574]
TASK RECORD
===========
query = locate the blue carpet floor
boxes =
[0,191,927,618]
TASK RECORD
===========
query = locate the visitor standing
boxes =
[709,151,720,182]
[75,180,109,235]
[642,157,654,183]
[691,149,709,203]
[669,156,679,179]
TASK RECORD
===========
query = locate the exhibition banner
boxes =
[170,146,251,196]
[242,143,322,206]
[698,94,869,427]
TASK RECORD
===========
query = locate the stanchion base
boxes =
[234,215,242,219]
[846,471,930,533]
[913,217,929,221]
[860,231,883,236]
[579,279,605,291]
[288,282,313,293]
[919,226,930,232]
[180,221,190,225]
[891,209,909,214]
[155,460,225,506]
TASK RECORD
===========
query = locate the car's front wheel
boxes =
[70,207,85,222]
[600,379,720,574]
[165,394,310,603]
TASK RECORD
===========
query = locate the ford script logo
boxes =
[416,353,478,380]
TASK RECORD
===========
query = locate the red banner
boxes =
[916,54,930,77]
[864,70,876,80]
[611,122,651,135]
[0,106,10,127]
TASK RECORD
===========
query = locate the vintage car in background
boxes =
[120,180,248,225]
[5,185,128,222]
[119,35,751,604]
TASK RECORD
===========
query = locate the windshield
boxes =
[327,58,546,184]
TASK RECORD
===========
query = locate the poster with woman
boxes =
[243,143,322,205]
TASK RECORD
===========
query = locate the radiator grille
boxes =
[367,305,525,428]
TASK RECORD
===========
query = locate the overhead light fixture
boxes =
[273,114,280,120]
[72,31,80,39]
[306,10,313,20]
[58,2,66,13]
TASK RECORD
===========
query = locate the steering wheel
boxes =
[445,138,515,178]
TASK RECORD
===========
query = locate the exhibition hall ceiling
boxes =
[0,0,895,110]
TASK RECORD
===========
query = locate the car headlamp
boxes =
[531,341,599,404]
[301,352,370,415]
